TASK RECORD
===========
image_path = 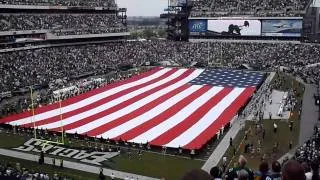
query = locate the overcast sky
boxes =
[116,0,168,17]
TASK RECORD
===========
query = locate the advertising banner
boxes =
[189,20,208,35]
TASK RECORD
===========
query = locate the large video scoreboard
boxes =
[189,17,303,37]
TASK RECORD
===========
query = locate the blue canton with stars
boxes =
[189,69,265,88]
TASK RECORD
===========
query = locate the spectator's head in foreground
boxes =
[238,169,249,180]
[282,160,306,180]
[259,161,269,174]
[271,161,281,173]
[210,166,222,178]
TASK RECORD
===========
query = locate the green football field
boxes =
[0,132,204,180]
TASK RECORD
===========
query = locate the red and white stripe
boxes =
[0,67,255,150]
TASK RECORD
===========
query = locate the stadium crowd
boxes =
[0,14,126,35]
[201,155,319,180]
[0,41,152,92]
[0,69,143,117]
[1,41,319,93]
[0,0,116,7]
[190,0,309,17]
[0,161,71,180]
[295,126,320,164]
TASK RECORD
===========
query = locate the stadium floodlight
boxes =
[29,86,65,146]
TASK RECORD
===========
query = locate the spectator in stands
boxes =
[301,162,312,180]
[0,14,126,35]
[1,41,320,125]
[190,0,308,17]
[310,160,320,180]
[281,160,306,180]
[1,41,320,99]
[226,155,254,180]
[295,127,320,164]
[0,0,117,8]
[0,161,70,179]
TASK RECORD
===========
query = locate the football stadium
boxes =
[0,0,320,179]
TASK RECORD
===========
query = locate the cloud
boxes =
[117,0,168,16]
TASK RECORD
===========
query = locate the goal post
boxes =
[29,86,65,146]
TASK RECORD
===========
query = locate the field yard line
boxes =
[0,148,160,180]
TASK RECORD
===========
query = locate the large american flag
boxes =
[0,67,264,150]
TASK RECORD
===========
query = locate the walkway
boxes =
[299,84,319,145]
[277,145,298,164]
[277,82,319,162]
[0,148,159,180]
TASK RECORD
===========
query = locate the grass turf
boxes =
[218,72,304,170]
[110,152,203,180]
[0,132,203,180]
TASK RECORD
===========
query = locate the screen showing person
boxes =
[207,20,261,36]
